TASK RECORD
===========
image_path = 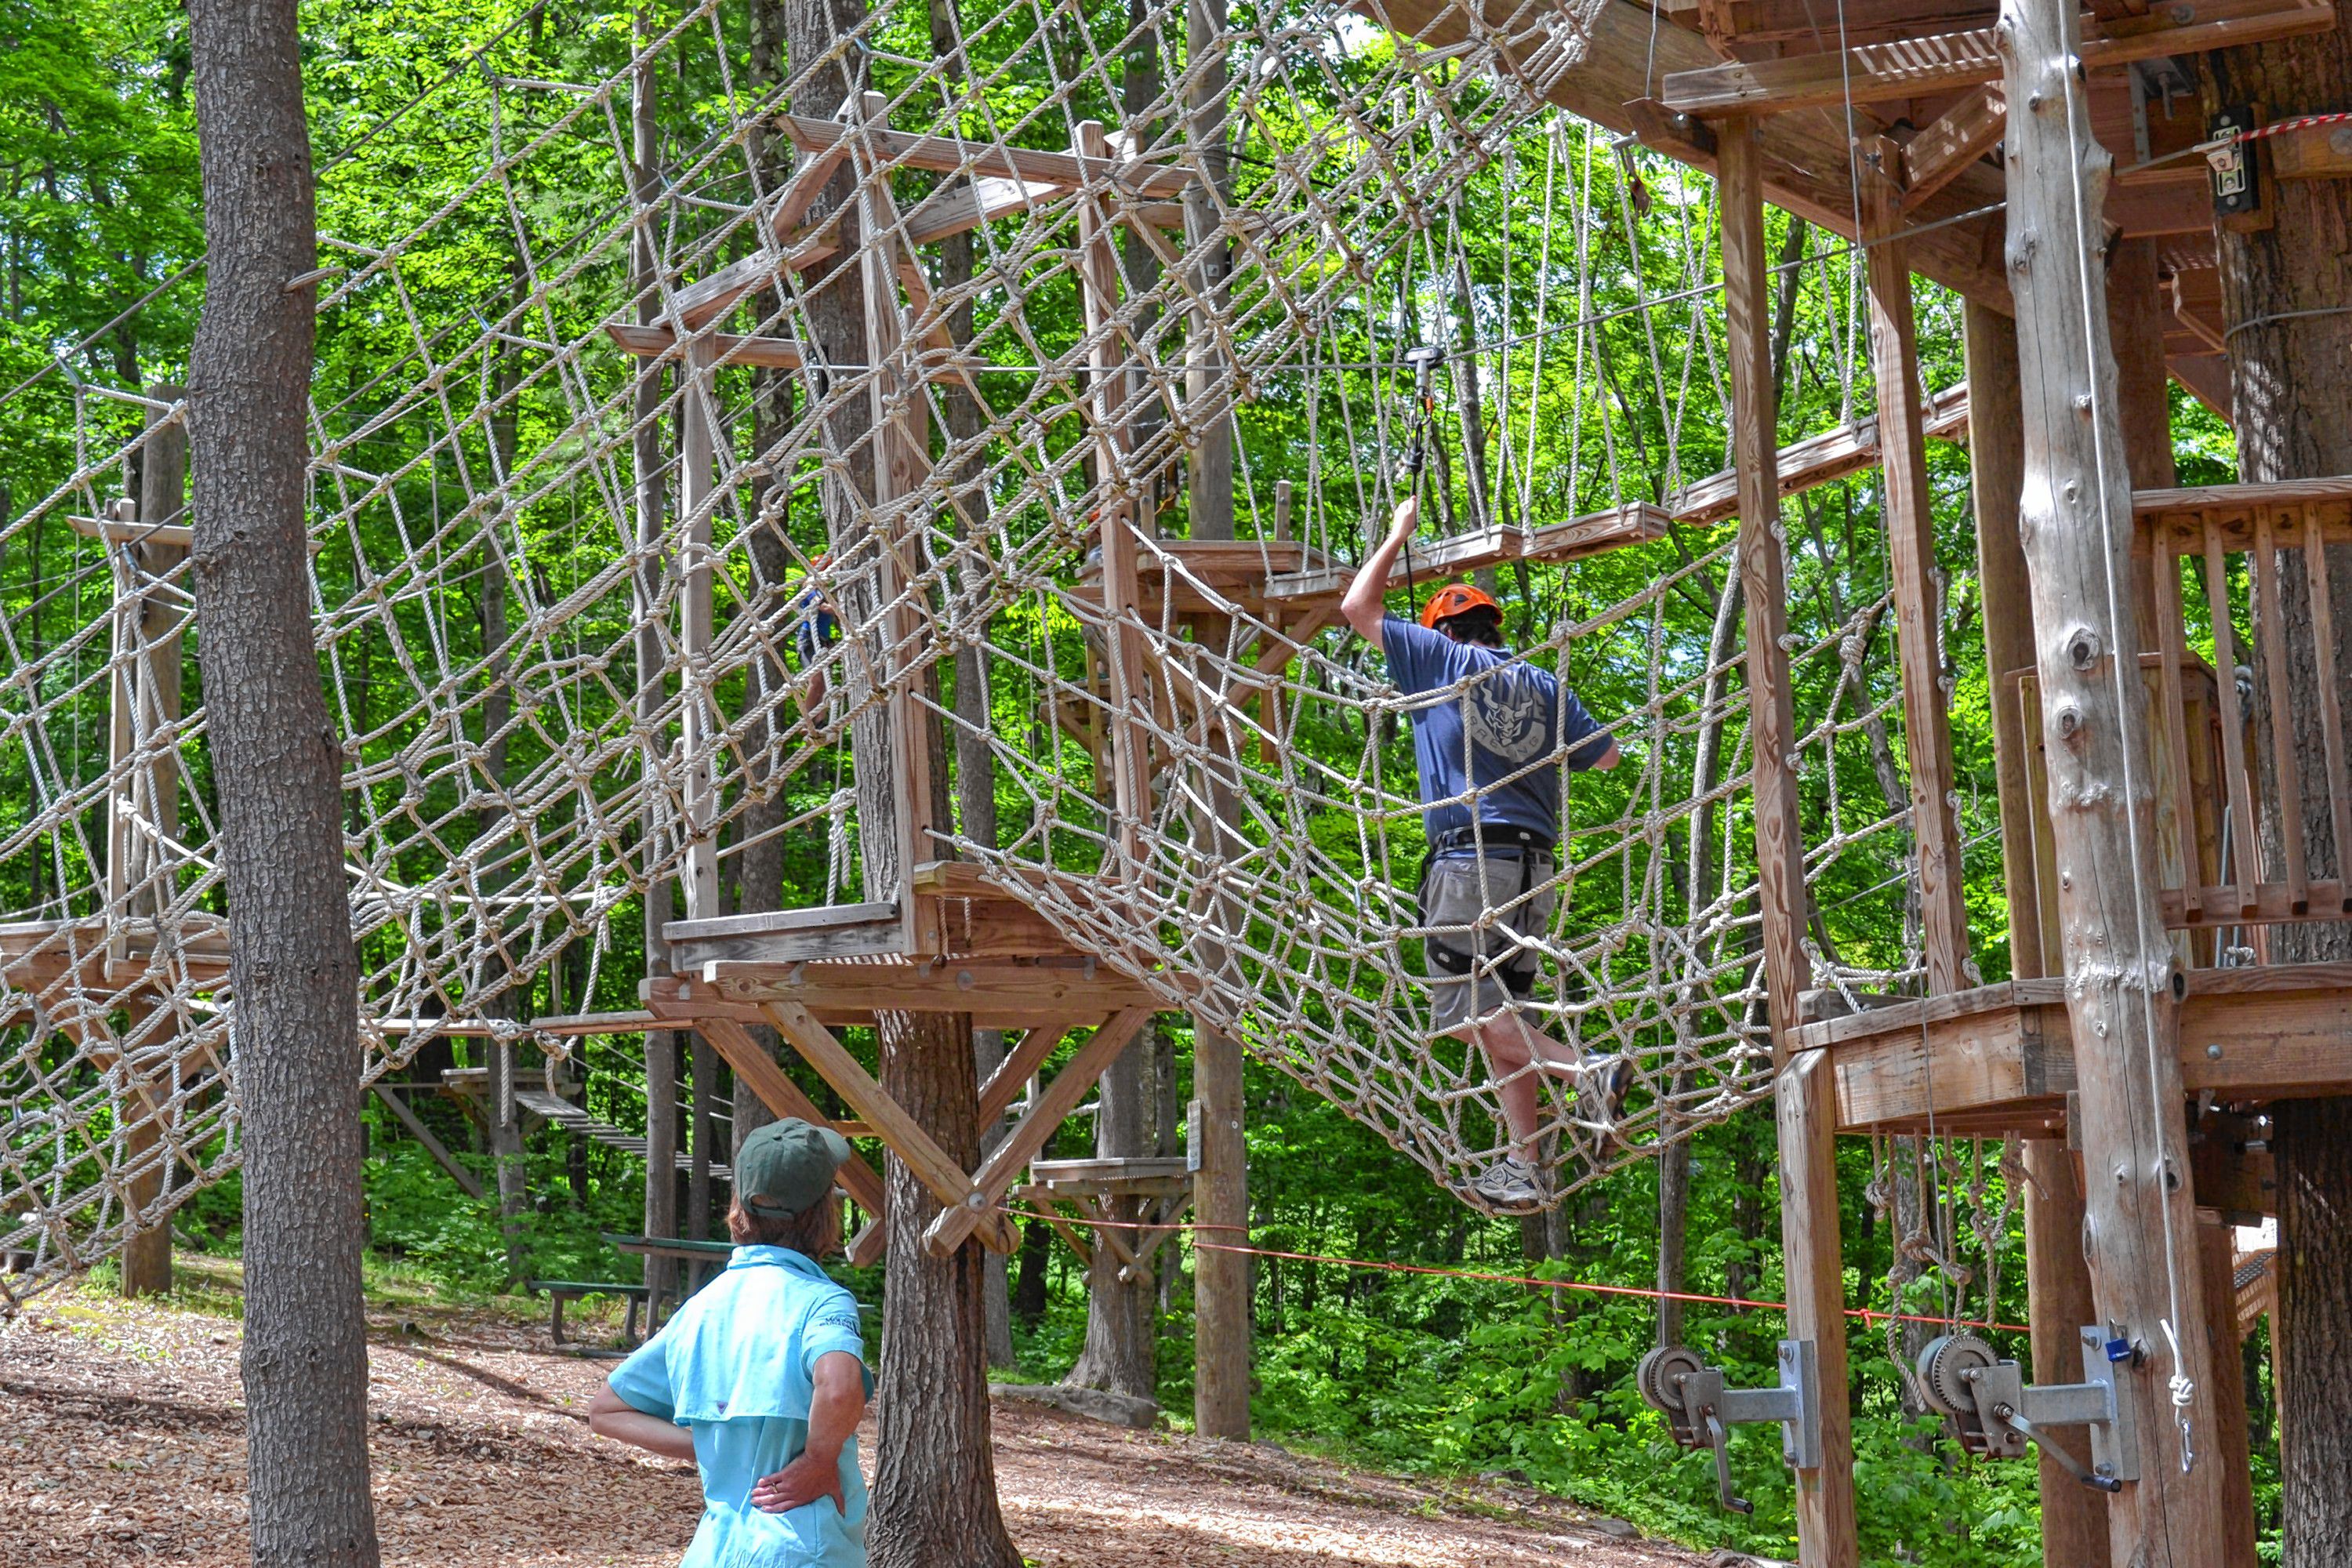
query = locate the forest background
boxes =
[0,0,2269,1562]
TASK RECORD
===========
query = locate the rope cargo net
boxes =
[0,0,1978,1303]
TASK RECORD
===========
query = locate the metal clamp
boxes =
[1636,1340,1822,1515]
[1913,1330,2137,1494]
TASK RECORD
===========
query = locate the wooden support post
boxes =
[1777,1049,1859,1568]
[119,386,187,1301]
[1998,0,2225,1555]
[632,38,677,1308]
[2198,1211,2261,1568]
[1965,303,2053,981]
[1860,151,1971,996]
[1182,2,1250,1438]
[690,1014,886,1220]
[678,337,720,923]
[1076,119,1153,873]
[1722,118,1812,1045]
[924,1009,1152,1257]
[372,1083,485,1200]
[2023,1137,2109,1568]
[1722,114,1853,1568]
[855,122,943,953]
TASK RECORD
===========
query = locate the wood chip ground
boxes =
[0,1269,1715,1567]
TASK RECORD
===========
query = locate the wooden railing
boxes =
[2143,479,2352,931]
[2004,477,2352,960]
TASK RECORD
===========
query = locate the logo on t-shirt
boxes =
[1462,664,1552,764]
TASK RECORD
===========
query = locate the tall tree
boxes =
[2203,26,2352,1563]
[185,0,379,1563]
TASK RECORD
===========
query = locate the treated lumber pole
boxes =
[1722,114,1855,1568]
[1974,303,2110,1568]
[1184,0,1250,1442]
[2023,1138,2110,1568]
[1998,0,2226,1555]
[1860,151,1972,996]
[678,337,721,924]
[630,31,679,1306]
[121,387,189,1301]
[1965,303,2050,980]
[2197,1212,2261,1568]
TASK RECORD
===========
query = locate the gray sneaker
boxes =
[1468,1155,1546,1212]
[1575,1053,1635,1143]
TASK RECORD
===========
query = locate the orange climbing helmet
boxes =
[1420,582,1501,631]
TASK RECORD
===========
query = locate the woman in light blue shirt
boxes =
[589,1119,873,1566]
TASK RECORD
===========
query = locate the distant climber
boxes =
[1341,496,1630,1213]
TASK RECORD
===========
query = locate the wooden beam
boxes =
[1668,384,1970,526]
[1660,0,2335,117]
[2196,1214,2263,1568]
[977,1018,1089,1124]
[688,1013,887,1220]
[606,321,805,368]
[678,336,720,922]
[771,112,1195,198]
[756,999,1016,1252]
[856,151,946,953]
[653,964,1161,1029]
[898,173,1068,247]
[1077,120,1155,873]
[1721,115,1813,1053]
[372,1083,485,1200]
[2024,1136,2111,1568]
[922,1007,1152,1257]
[1900,87,2007,210]
[1860,147,1972,996]
[1726,114,1852,1568]
[1965,302,2050,980]
[2000,0,2223,1541]
[1348,0,2009,321]
[1778,1050,1860,1568]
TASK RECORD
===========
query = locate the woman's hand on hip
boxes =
[751,1450,846,1515]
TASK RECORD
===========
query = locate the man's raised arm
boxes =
[1341,499,1420,642]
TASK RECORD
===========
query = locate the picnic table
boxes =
[602,1232,735,1329]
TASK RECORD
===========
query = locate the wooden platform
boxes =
[1801,963,2352,1141]
[0,916,230,997]
[1014,1157,1195,1286]
[663,860,1120,973]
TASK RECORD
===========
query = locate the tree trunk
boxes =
[186,0,379,1560]
[2202,30,2352,1563]
[2206,39,2352,1568]
[872,1012,1021,1568]
[1066,1023,1157,1399]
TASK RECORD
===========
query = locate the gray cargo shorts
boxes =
[1417,849,1558,1034]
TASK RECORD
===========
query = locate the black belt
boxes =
[1428,824,1555,858]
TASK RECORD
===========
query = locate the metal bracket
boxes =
[1636,1340,1822,1515]
[1913,1330,2137,1493]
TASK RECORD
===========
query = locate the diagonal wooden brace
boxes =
[977,1016,1094,1124]
[922,1007,1153,1258]
[688,1013,887,1222]
[760,1000,1020,1254]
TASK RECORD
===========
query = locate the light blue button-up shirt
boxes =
[609,1245,873,1567]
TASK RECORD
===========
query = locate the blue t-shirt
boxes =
[609,1245,873,1567]
[1380,614,1611,846]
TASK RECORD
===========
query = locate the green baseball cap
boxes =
[737,1117,852,1218]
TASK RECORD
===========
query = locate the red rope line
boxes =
[1003,1205,2029,1335]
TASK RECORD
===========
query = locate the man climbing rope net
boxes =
[1341,497,1630,1213]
